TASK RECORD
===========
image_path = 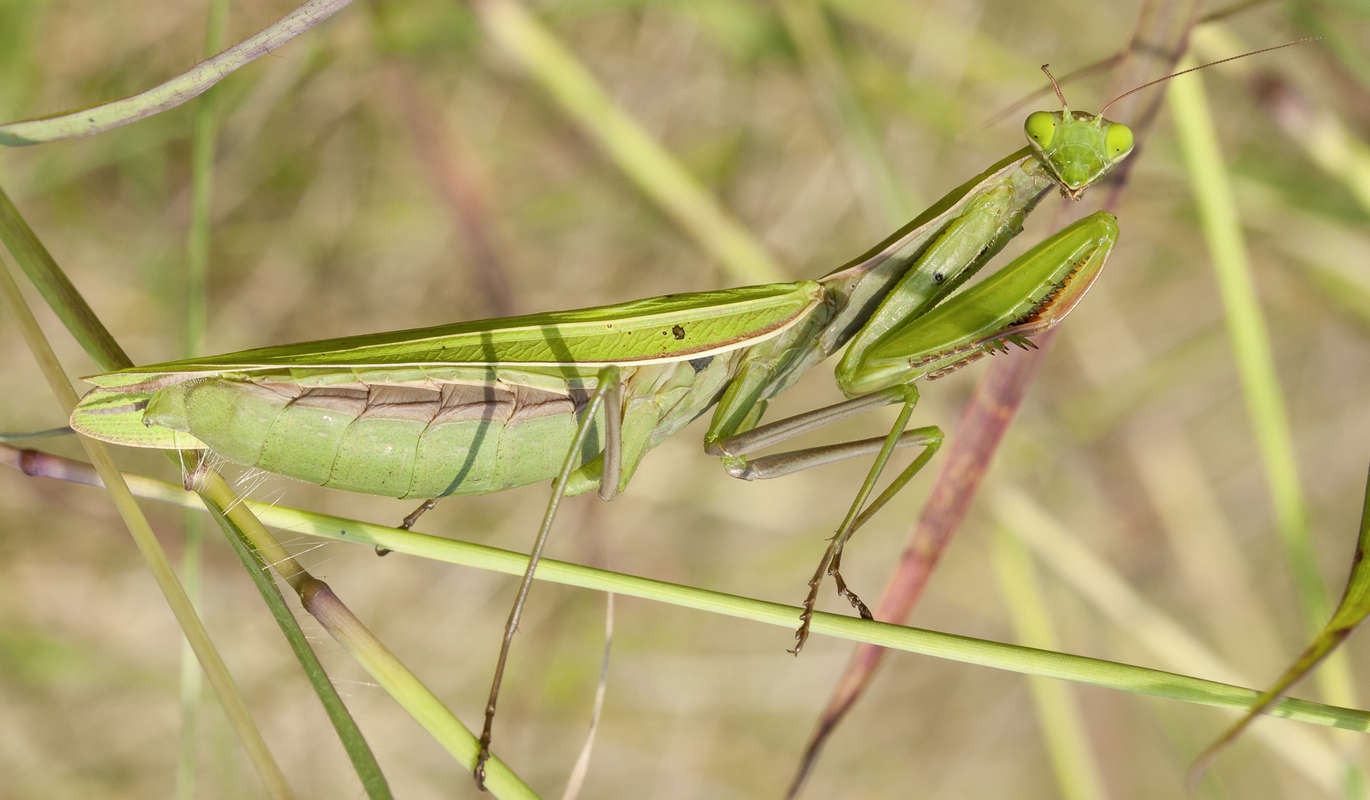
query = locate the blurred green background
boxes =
[2,0,1369,797]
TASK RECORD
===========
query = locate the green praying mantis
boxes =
[66,49,1296,784]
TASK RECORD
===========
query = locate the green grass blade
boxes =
[1167,61,1356,706]
[992,485,1350,792]
[297,577,538,799]
[201,483,398,800]
[990,526,1108,800]
[175,509,205,800]
[194,469,535,798]
[475,0,784,284]
[0,426,73,442]
[776,0,912,227]
[0,256,294,799]
[130,485,1370,731]
[184,3,228,360]
[1,145,416,795]
[819,0,1026,83]
[18,453,1370,736]
[0,188,296,791]
[0,184,131,368]
[1191,465,1370,781]
[1235,177,1370,336]
[177,7,230,795]
[0,0,354,146]
[1191,27,1370,219]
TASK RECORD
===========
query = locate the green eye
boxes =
[1105,122,1134,158]
[1025,111,1056,148]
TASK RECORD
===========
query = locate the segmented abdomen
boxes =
[144,378,598,499]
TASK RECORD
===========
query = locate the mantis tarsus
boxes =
[68,48,1300,784]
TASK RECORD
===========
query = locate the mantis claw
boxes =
[473,727,494,790]
[832,568,874,620]
[789,621,812,656]
[400,499,437,530]
[791,578,824,655]
[378,498,439,556]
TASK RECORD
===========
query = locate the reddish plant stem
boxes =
[785,330,1057,797]
[785,5,1195,792]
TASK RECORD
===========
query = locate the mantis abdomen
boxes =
[137,350,750,499]
[147,377,601,498]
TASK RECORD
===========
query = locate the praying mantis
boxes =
[69,81,1124,781]
[66,46,1300,783]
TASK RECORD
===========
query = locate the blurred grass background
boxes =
[2,0,1369,797]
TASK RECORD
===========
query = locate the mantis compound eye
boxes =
[1024,111,1057,148]
[1105,122,1134,159]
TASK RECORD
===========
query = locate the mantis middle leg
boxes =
[708,384,942,653]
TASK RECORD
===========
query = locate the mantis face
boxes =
[1025,109,1135,198]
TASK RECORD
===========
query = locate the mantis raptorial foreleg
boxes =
[475,364,623,787]
[702,208,1118,651]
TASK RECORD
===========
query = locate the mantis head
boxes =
[1024,66,1134,199]
[1024,108,1134,198]
[1022,40,1315,200]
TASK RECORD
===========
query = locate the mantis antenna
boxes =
[1096,37,1321,118]
[1041,64,1069,107]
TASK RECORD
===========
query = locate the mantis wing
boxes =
[71,282,826,452]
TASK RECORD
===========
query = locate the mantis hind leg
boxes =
[399,500,437,530]
[475,365,622,788]
[370,499,438,556]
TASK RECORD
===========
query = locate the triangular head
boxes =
[1024,107,1134,198]
[1024,65,1135,198]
